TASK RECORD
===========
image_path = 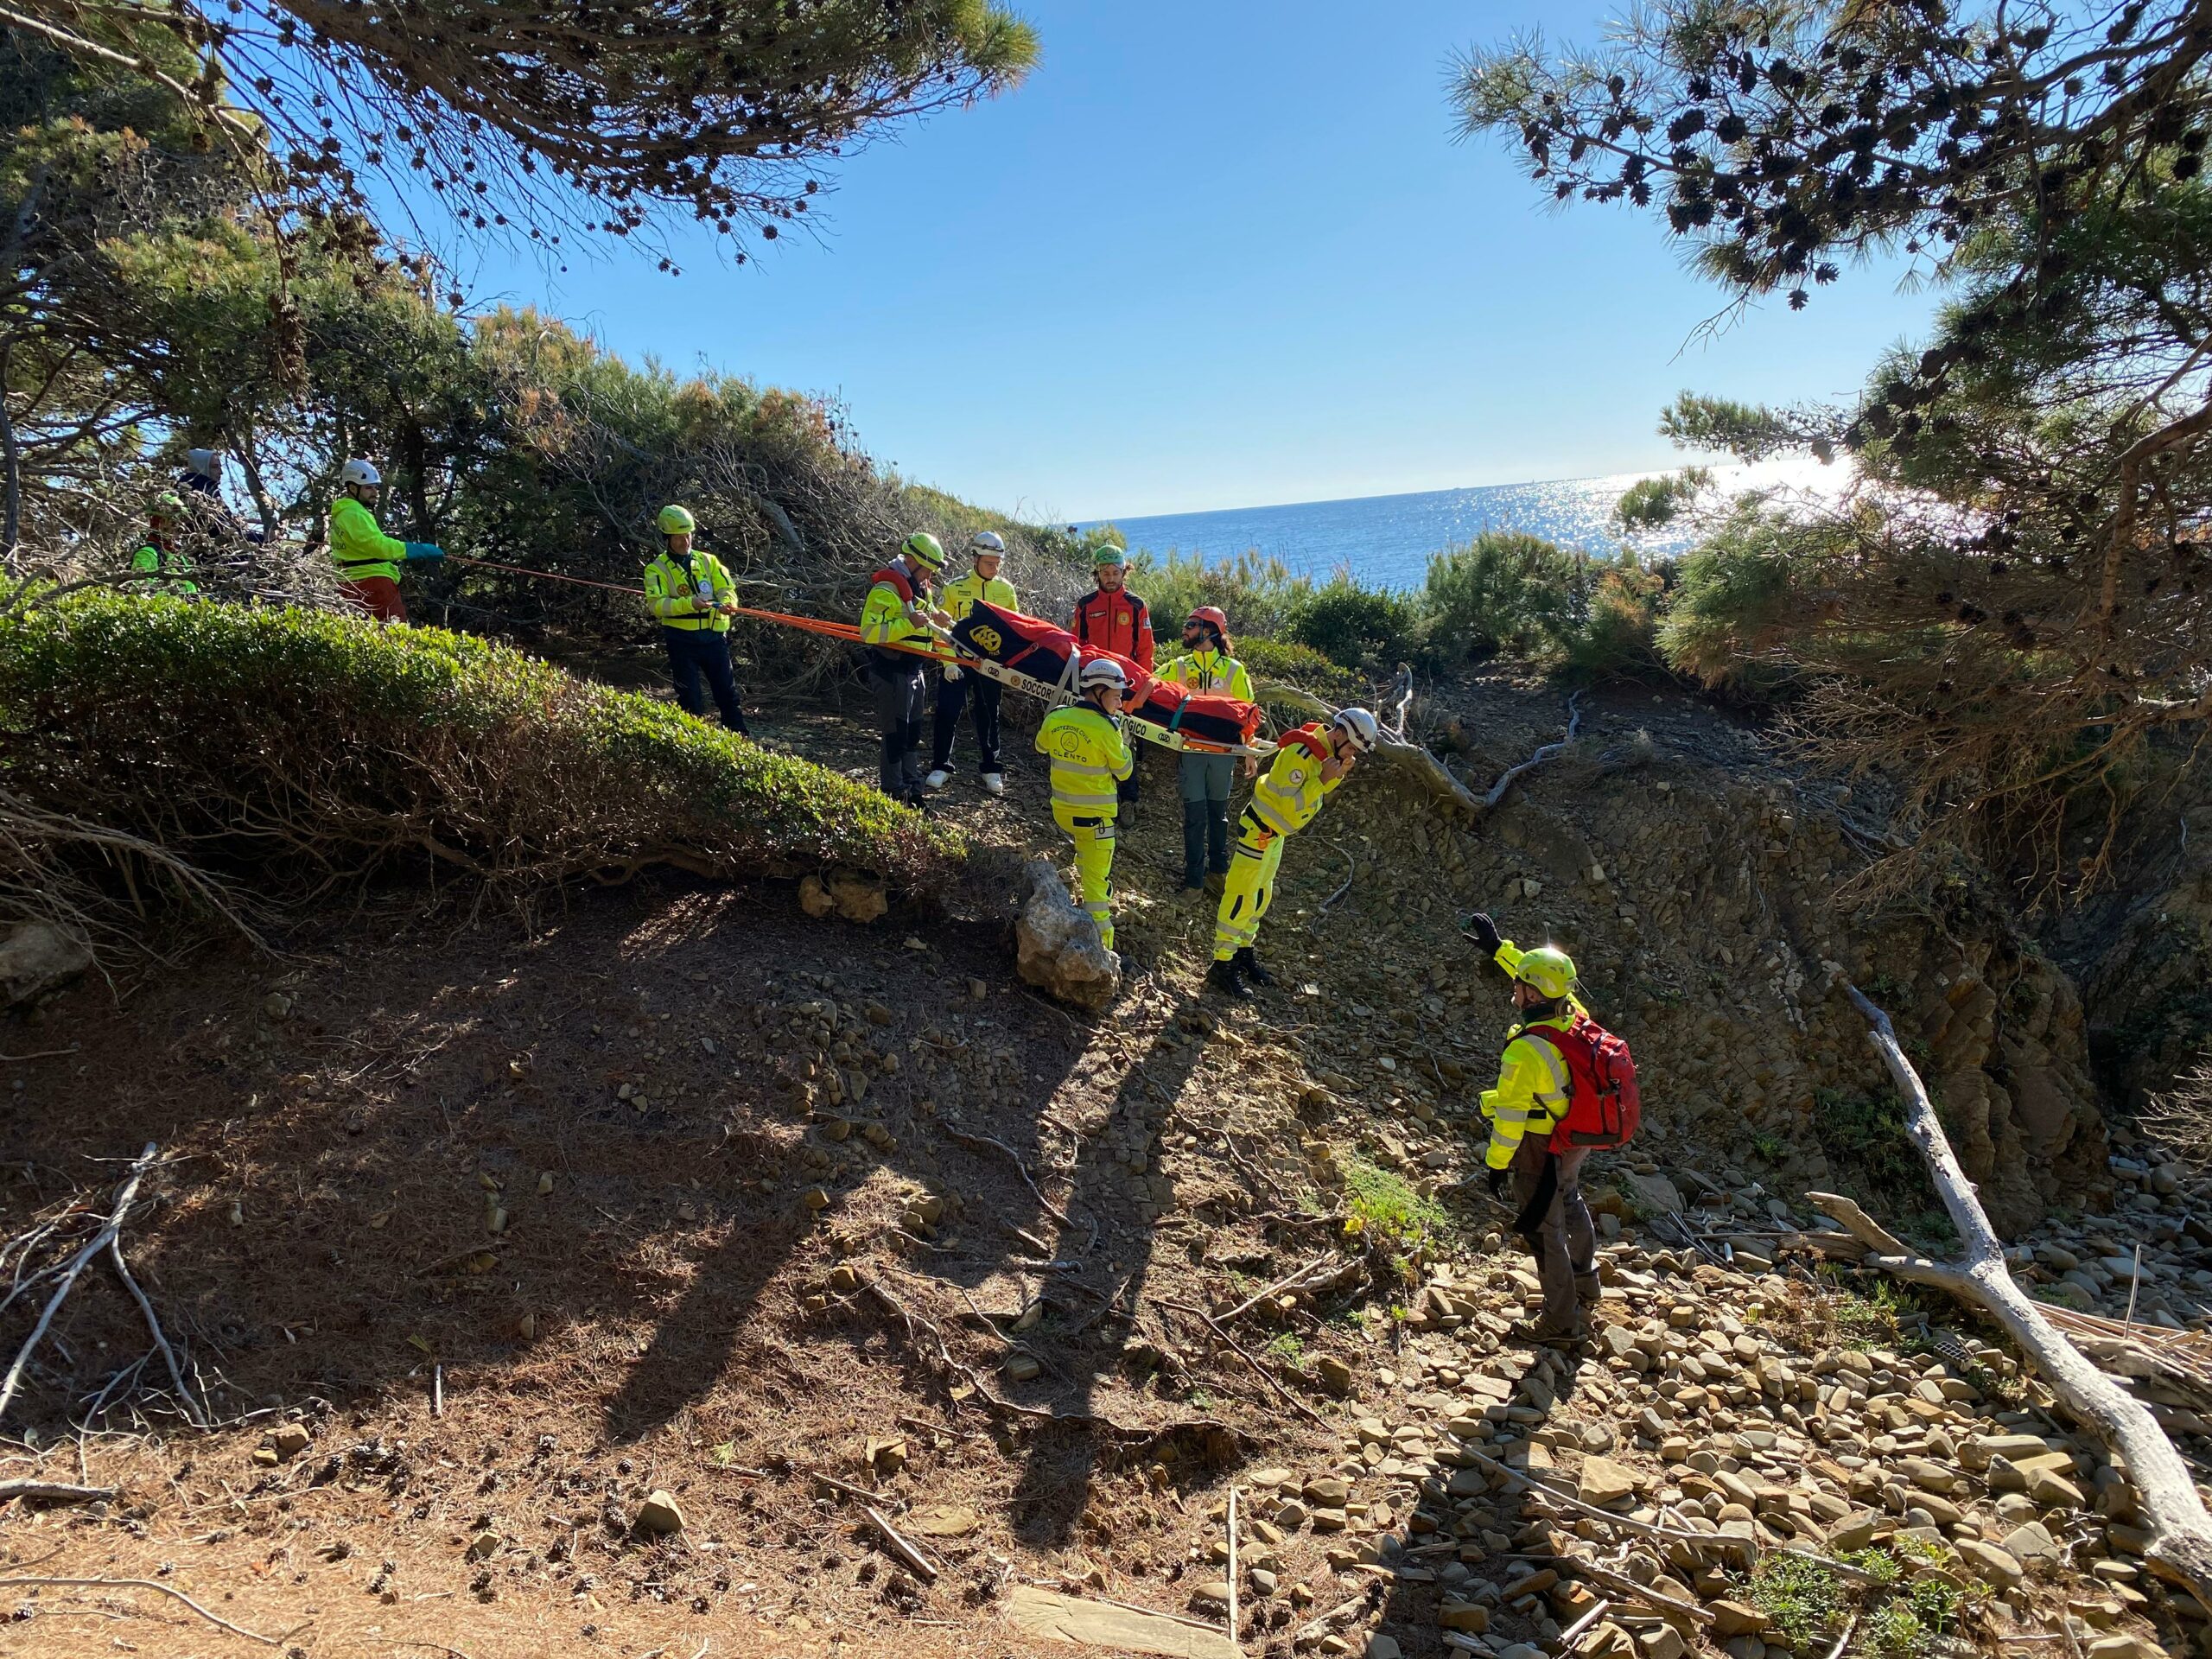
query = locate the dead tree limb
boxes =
[0,1574,279,1643]
[1481,690,1585,809]
[0,1479,113,1503]
[1824,982,2212,1605]
[1257,667,1489,816]
[0,1144,159,1424]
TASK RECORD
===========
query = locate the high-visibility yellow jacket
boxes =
[130,541,197,594]
[860,566,938,663]
[1159,646,1253,702]
[644,547,736,632]
[1035,703,1132,817]
[327,494,405,583]
[1478,938,1593,1170]
[941,569,1017,623]
[1243,724,1339,837]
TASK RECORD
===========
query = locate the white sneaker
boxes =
[924,768,951,791]
[982,772,1005,797]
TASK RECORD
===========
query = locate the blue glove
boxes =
[404,541,445,563]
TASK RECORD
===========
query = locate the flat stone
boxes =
[2029,1466,2085,1508]
[1893,1457,1958,1494]
[1438,1602,1490,1632]
[1637,1625,1687,1659]
[633,1490,684,1535]
[1365,1637,1401,1659]
[1005,1586,1242,1659]
[907,1504,982,1538]
[2085,1637,2170,1659]
[1305,1477,1350,1505]
[1188,1581,1232,1610]
[1577,1455,1639,1508]
[270,1423,311,1459]
[1249,1466,1294,1489]
[1956,1538,2024,1591]
[1005,1352,1042,1381]
[2003,1520,2060,1562]
[1317,1357,1355,1396]
[1708,1600,1769,1638]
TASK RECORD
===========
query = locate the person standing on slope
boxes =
[327,459,444,623]
[1070,546,1154,813]
[1465,914,1599,1348]
[861,531,953,804]
[1159,605,1255,894]
[129,493,198,597]
[641,504,750,735]
[925,530,1017,798]
[1036,657,1135,954]
[1208,707,1377,998]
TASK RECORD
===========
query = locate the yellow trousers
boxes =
[1213,815,1285,960]
[1052,804,1118,950]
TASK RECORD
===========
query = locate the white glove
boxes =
[944,664,963,682]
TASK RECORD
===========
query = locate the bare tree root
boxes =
[1814,982,2212,1606]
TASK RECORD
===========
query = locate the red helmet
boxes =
[1185,606,1231,651]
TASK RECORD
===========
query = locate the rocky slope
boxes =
[0,667,2200,1659]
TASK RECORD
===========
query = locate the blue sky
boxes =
[456,2,1942,521]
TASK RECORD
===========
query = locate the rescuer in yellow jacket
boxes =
[640,504,749,734]
[1158,605,1255,893]
[129,492,198,597]
[860,531,952,804]
[1466,915,1598,1346]
[1035,657,1135,953]
[327,458,443,623]
[1208,706,1378,998]
[926,530,1019,798]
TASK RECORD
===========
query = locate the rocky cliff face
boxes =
[1339,684,2111,1236]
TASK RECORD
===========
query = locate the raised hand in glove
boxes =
[944,664,963,682]
[404,541,446,563]
[1485,1166,1509,1199]
[1467,911,1502,952]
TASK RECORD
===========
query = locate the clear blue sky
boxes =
[456,2,1941,522]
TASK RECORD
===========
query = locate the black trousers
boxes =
[663,627,748,733]
[872,660,929,799]
[930,671,1002,772]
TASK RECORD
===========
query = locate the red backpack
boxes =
[1535,1014,1641,1152]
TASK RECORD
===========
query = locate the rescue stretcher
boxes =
[726,601,1281,759]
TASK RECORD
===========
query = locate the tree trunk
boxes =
[0,340,21,574]
[1821,982,2212,1607]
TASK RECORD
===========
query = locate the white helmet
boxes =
[340,458,382,489]
[1332,707,1380,753]
[1079,657,1129,694]
[970,530,1006,555]
[185,447,219,476]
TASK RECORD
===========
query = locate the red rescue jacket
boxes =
[1071,587,1154,671]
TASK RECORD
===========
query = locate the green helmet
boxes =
[149,490,185,522]
[1515,945,1579,1001]
[657,504,696,536]
[901,531,947,572]
[1093,543,1128,567]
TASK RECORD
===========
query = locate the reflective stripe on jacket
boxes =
[941,570,1017,624]
[861,566,937,659]
[327,494,406,583]
[1479,1014,1576,1170]
[1245,724,1338,838]
[1159,647,1253,702]
[1035,704,1133,815]
[1071,588,1154,670]
[644,548,735,632]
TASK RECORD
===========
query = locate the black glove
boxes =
[1468,911,1502,952]
[1485,1166,1509,1199]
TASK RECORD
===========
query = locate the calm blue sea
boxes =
[1081,466,1787,592]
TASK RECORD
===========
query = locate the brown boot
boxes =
[1507,1318,1589,1351]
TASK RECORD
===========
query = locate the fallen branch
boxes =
[0,1479,114,1503]
[1214,1252,1334,1325]
[1827,982,2212,1605]
[863,1504,940,1584]
[1482,690,1585,809]
[0,1144,159,1424]
[1535,1554,1712,1625]
[108,1234,204,1427]
[1160,1297,1330,1428]
[938,1121,1078,1231]
[0,1575,280,1644]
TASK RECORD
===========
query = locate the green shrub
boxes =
[1656,504,1815,686]
[0,595,959,906]
[1343,1159,1450,1259]
[1562,560,1670,681]
[1237,638,1365,707]
[1287,579,1416,668]
[1742,1554,1841,1648]
[1127,548,1314,645]
[1416,531,1592,661]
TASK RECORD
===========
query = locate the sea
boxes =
[1080,456,1838,592]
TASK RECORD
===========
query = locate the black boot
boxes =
[1179,799,1208,891]
[1234,946,1275,988]
[1206,957,1249,999]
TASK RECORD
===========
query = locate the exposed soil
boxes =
[0,668,2190,1659]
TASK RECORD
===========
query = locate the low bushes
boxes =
[0,595,960,912]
